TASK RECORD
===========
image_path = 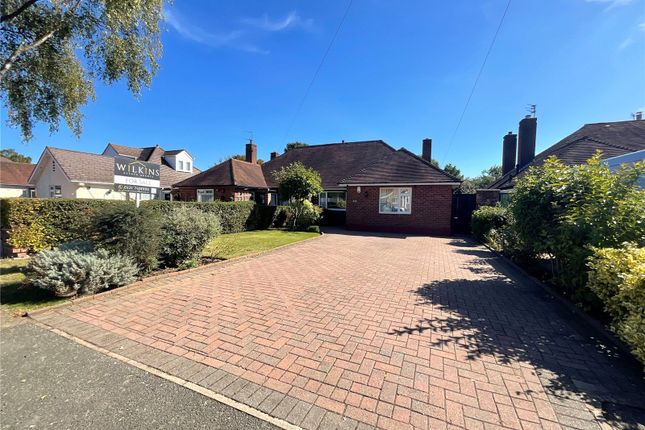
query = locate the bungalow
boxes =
[485,115,645,201]
[0,156,35,198]
[29,144,199,200]
[173,139,461,234]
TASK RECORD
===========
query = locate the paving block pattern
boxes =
[32,232,645,430]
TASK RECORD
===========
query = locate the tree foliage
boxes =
[273,162,323,229]
[460,165,502,194]
[0,148,31,162]
[442,163,463,180]
[284,142,308,152]
[1,0,165,141]
[509,153,645,302]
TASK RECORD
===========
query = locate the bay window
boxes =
[379,187,411,214]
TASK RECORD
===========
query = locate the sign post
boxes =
[113,156,161,207]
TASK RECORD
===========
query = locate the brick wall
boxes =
[345,185,453,235]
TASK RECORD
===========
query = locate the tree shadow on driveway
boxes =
[390,238,645,429]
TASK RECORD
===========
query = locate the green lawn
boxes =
[0,258,63,315]
[203,230,320,260]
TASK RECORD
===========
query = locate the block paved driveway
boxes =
[32,231,645,430]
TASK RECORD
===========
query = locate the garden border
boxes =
[26,231,324,318]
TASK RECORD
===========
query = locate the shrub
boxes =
[93,205,162,273]
[471,205,508,241]
[587,245,645,365]
[292,200,322,230]
[509,153,645,303]
[160,206,221,267]
[28,248,138,297]
[0,198,131,251]
[143,200,256,233]
[272,162,323,229]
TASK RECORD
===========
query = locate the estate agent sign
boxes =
[113,156,161,194]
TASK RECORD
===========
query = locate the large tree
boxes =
[1,0,165,141]
[0,148,31,162]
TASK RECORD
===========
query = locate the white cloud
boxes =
[585,0,634,11]
[240,11,315,32]
[618,36,634,50]
[165,9,269,54]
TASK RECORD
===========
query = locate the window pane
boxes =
[178,160,184,170]
[379,188,397,213]
[326,191,346,209]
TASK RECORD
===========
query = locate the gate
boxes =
[451,194,476,234]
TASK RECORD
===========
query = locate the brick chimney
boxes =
[270,151,278,160]
[422,138,432,162]
[517,116,537,169]
[502,132,517,176]
[245,140,257,164]
[635,111,643,121]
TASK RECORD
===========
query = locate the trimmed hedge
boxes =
[1,198,286,252]
[471,205,508,241]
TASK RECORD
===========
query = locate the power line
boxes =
[443,0,512,160]
[282,0,354,142]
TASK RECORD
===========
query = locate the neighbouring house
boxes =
[482,115,645,204]
[29,144,200,200]
[172,142,272,203]
[0,156,35,198]
[173,138,461,234]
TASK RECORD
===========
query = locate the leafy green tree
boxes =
[0,148,31,163]
[459,165,503,194]
[442,163,463,180]
[1,0,165,141]
[273,162,323,230]
[284,142,308,152]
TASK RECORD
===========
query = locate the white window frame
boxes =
[197,189,214,202]
[178,160,184,171]
[318,191,347,211]
[379,187,412,215]
[49,185,62,198]
[185,161,191,172]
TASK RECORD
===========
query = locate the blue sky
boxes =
[1,0,644,177]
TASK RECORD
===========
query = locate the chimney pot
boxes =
[422,138,432,163]
[517,117,537,169]
[245,140,257,164]
[270,151,278,160]
[635,111,643,121]
[502,132,517,176]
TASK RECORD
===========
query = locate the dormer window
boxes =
[186,161,191,171]
[178,160,184,170]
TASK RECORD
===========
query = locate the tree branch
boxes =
[0,0,38,23]
[0,0,81,80]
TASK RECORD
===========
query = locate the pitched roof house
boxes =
[29,144,200,200]
[489,118,645,190]
[173,138,460,234]
[0,156,35,198]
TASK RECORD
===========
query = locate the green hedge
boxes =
[471,205,508,241]
[1,198,284,252]
[587,245,645,365]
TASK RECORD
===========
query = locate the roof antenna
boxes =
[632,111,643,121]
[526,104,537,118]
[246,130,254,144]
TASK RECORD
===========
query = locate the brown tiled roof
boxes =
[0,158,35,186]
[490,120,645,189]
[340,149,461,184]
[107,143,147,159]
[107,143,190,164]
[174,159,267,188]
[44,147,197,188]
[261,140,396,188]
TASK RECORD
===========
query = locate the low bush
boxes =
[587,245,645,365]
[93,205,162,273]
[160,206,221,267]
[294,200,322,230]
[471,205,508,241]
[28,248,138,297]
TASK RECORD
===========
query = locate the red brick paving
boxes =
[32,231,644,430]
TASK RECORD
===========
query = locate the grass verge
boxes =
[203,230,319,260]
[0,258,63,315]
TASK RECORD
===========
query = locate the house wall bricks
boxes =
[345,185,453,235]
